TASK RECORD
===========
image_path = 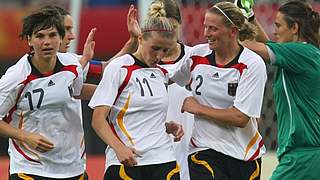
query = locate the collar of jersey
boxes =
[27,54,63,77]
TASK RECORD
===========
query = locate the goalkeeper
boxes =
[239,0,320,180]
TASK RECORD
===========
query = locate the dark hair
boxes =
[19,8,65,40]
[42,5,70,16]
[279,0,320,47]
[207,2,257,41]
[148,0,182,24]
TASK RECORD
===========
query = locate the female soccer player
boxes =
[90,15,183,180]
[242,0,320,179]
[0,7,95,179]
[171,2,267,179]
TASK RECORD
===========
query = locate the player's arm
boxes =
[235,0,270,62]
[108,4,140,62]
[92,105,139,167]
[74,83,97,100]
[181,97,249,128]
[79,28,96,68]
[0,120,54,152]
[0,74,54,152]
[165,121,184,142]
[242,40,270,62]
[83,5,140,80]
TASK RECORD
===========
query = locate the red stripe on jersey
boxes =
[248,139,264,161]
[156,65,168,76]
[61,65,78,78]
[109,121,123,143]
[22,74,39,85]
[160,60,175,64]
[12,140,41,164]
[87,63,103,79]
[190,56,210,72]
[115,65,141,102]
[190,137,198,148]
[3,73,36,123]
[229,63,247,76]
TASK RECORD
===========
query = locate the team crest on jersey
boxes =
[228,78,238,96]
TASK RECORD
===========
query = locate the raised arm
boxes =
[79,28,96,68]
[102,4,141,71]
[235,0,271,62]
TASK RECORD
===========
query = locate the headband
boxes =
[142,29,174,33]
[214,5,236,27]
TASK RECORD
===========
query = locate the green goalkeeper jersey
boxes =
[266,41,320,158]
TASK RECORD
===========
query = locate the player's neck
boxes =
[215,44,241,66]
[31,55,56,74]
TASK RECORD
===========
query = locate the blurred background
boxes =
[0,0,319,179]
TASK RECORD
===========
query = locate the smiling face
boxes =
[28,27,61,61]
[203,12,233,51]
[60,15,75,53]
[139,31,176,67]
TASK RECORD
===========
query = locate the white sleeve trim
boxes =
[267,46,276,64]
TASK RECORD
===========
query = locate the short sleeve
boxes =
[0,63,27,120]
[168,56,193,86]
[72,62,84,96]
[88,62,123,108]
[233,56,267,118]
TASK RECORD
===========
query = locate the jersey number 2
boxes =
[24,88,44,110]
[136,78,153,96]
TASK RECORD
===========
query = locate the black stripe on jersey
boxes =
[129,54,150,68]
[158,42,186,65]
[27,54,63,77]
[207,45,244,68]
[129,54,168,75]
[27,54,78,78]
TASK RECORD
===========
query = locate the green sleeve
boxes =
[266,41,320,74]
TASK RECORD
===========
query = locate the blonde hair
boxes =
[148,0,182,24]
[148,1,166,18]
[208,2,257,41]
[141,16,175,39]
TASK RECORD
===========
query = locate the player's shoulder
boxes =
[0,54,31,90]
[240,47,266,70]
[104,54,135,76]
[57,52,81,66]
[190,43,212,56]
[108,54,135,68]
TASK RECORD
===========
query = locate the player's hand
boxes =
[22,131,54,153]
[115,145,141,167]
[234,0,254,20]
[127,4,141,38]
[80,28,96,68]
[165,121,184,142]
[181,96,202,115]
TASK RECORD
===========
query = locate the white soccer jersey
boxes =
[0,53,85,178]
[89,54,175,170]
[160,43,194,180]
[171,44,267,161]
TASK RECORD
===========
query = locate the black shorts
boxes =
[104,161,180,180]
[188,149,261,180]
[10,172,88,180]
